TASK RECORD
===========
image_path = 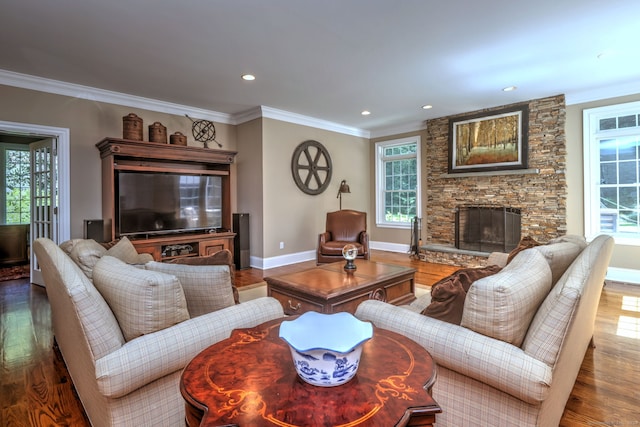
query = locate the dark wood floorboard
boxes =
[1,250,638,426]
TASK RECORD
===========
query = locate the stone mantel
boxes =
[439,168,540,179]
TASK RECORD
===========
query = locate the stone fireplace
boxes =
[421,94,567,268]
[455,205,521,253]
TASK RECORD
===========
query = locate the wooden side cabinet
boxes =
[129,232,235,262]
[96,138,238,262]
[96,137,237,242]
[0,224,29,266]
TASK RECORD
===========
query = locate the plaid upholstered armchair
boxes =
[356,235,614,427]
[34,237,284,427]
[317,209,370,264]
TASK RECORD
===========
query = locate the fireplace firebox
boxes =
[455,205,521,253]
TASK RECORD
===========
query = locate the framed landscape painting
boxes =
[448,104,529,173]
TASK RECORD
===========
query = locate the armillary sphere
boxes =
[185,114,222,148]
[291,140,332,195]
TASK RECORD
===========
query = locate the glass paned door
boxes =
[30,138,57,286]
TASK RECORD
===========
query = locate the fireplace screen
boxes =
[455,205,521,253]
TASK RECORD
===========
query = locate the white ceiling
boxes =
[2,0,640,136]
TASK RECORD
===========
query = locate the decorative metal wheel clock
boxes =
[291,140,332,195]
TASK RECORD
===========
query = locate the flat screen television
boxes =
[116,171,223,237]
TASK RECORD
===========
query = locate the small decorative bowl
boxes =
[279,312,373,387]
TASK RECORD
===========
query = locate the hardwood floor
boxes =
[0,278,90,426]
[1,251,638,426]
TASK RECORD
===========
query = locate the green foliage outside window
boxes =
[383,143,417,223]
[5,149,30,224]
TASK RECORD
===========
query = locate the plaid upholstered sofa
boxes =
[34,237,284,427]
[355,234,614,427]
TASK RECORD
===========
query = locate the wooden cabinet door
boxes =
[200,238,232,256]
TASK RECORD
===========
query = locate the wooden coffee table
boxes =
[265,259,416,315]
[180,317,441,427]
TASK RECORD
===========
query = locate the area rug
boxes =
[0,264,30,282]
[238,282,268,303]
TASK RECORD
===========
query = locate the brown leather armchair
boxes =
[317,209,370,264]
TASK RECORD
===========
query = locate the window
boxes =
[375,136,421,228]
[584,102,640,245]
[1,144,30,225]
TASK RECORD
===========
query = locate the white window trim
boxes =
[375,135,421,229]
[583,100,640,246]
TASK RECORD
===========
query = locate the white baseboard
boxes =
[606,267,640,285]
[248,241,410,270]
[370,241,410,253]
[250,250,316,270]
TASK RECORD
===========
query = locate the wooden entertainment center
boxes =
[96,138,237,262]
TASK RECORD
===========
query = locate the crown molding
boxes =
[0,69,371,138]
[233,106,370,138]
[260,106,370,138]
[230,106,263,125]
[0,69,234,123]
[4,69,640,138]
[368,120,428,139]
[565,80,640,105]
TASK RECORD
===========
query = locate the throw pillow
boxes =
[93,256,189,341]
[506,235,541,264]
[534,235,587,284]
[105,236,142,264]
[169,249,239,304]
[59,238,84,255]
[461,248,552,346]
[100,240,119,250]
[522,235,602,366]
[145,261,236,317]
[421,265,502,325]
[68,239,108,280]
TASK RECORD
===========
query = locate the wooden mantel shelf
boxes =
[96,138,237,164]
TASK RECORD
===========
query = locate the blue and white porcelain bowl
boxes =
[279,311,373,387]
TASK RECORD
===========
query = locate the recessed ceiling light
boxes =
[422,104,433,110]
[241,74,256,81]
[361,110,371,116]
[502,86,517,92]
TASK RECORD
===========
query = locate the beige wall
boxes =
[258,118,369,259]
[0,84,237,239]
[566,93,640,270]
[236,118,264,257]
